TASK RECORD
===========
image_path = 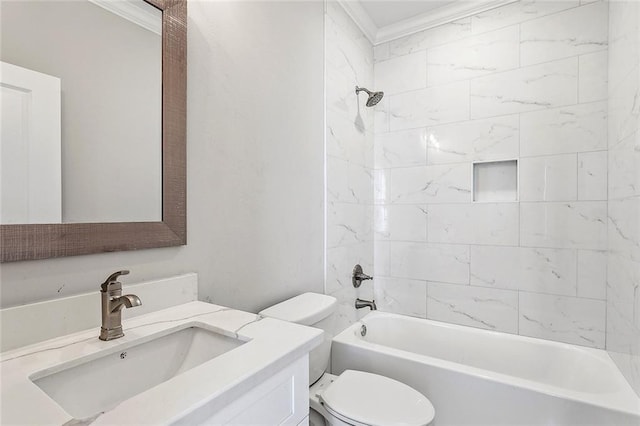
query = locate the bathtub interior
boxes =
[357,312,623,394]
[331,311,640,421]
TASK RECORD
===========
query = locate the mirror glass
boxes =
[0,0,162,224]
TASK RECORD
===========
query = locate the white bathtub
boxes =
[332,311,640,425]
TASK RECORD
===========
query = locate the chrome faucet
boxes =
[355,298,377,310]
[99,270,142,341]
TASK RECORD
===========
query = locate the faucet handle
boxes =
[352,264,373,288]
[100,270,130,292]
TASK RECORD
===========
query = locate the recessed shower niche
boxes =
[473,160,518,202]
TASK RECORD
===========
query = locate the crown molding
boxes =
[336,0,518,46]
[88,0,162,35]
[336,0,378,43]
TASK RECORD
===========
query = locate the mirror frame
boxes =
[0,0,187,262]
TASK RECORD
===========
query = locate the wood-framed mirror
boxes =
[0,0,186,262]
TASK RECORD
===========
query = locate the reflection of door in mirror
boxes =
[0,62,62,224]
[0,0,162,225]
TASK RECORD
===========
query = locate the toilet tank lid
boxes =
[259,292,337,326]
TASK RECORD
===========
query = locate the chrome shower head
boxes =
[355,86,384,107]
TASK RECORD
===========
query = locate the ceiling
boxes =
[358,0,458,28]
[341,0,514,44]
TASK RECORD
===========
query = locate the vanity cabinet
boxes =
[176,355,309,425]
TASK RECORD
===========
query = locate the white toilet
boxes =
[260,292,435,426]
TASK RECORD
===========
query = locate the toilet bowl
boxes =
[260,293,435,426]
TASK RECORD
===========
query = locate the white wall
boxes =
[372,0,610,349]
[0,0,325,314]
[607,0,640,396]
[325,2,375,334]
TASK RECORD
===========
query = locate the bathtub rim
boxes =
[332,311,640,417]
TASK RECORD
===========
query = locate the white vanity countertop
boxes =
[0,301,323,425]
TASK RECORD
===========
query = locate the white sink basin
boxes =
[31,325,244,419]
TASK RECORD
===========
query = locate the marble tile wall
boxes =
[373,0,610,348]
[325,2,375,335]
[607,1,640,396]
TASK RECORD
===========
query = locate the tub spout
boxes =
[355,298,377,310]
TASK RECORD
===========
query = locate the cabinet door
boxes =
[175,355,309,426]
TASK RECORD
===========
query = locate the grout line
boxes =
[517,290,520,334]
[576,249,581,298]
[370,98,606,136]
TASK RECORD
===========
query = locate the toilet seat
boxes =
[318,370,435,426]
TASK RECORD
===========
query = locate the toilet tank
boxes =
[259,293,337,384]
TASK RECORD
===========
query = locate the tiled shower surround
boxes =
[372,0,611,348]
[325,2,375,334]
[325,0,639,395]
[607,1,640,396]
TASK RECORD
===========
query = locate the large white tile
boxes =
[326,1,371,51]
[427,282,518,333]
[470,58,578,119]
[521,201,607,249]
[386,204,428,242]
[326,65,375,132]
[519,154,578,201]
[330,284,375,336]
[520,101,607,157]
[609,132,640,200]
[520,2,608,66]
[428,203,519,246]
[579,50,608,103]
[326,110,371,168]
[606,252,639,326]
[373,43,390,63]
[426,114,519,165]
[326,67,355,116]
[471,0,579,35]
[327,157,372,204]
[390,164,471,204]
[373,168,391,204]
[577,151,607,201]
[607,252,636,305]
[390,242,470,284]
[427,26,519,86]
[375,128,427,169]
[376,204,429,242]
[608,0,640,90]
[519,292,606,348]
[325,7,373,90]
[374,277,427,318]
[326,243,374,295]
[375,51,426,95]
[389,81,469,131]
[389,18,472,57]
[374,240,391,277]
[608,65,640,146]
[577,250,606,300]
[606,297,638,356]
[373,97,390,134]
[609,197,640,262]
[374,205,390,240]
[327,202,373,248]
[470,246,577,296]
